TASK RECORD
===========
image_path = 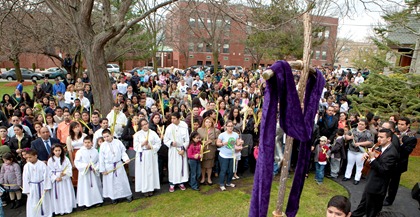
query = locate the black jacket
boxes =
[317,114,338,142]
[398,135,417,173]
[366,144,399,195]
[31,138,61,161]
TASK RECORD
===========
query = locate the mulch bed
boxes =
[411,138,420,156]
[3,81,33,87]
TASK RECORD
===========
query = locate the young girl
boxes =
[187,132,202,191]
[47,144,76,215]
[0,153,22,209]
[233,133,243,180]
[74,136,103,209]
[96,137,104,152]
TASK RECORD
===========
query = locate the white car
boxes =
[107,64,120,73]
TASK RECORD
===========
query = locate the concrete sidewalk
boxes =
[336,177,420,217]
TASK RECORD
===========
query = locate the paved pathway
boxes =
[335,177,420,217]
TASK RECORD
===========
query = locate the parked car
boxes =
[107,64,120,73]
[1,68,44,81]
[225,66,244,73]
[40,67,67,79]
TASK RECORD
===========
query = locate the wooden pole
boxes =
[272,3,313,216]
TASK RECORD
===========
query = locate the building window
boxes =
[189,55,194,58]
[189,18,196,27]
[197,43,204,52]
[206,56,211,59]
[223,56,228,60]
[317,31,323,38]
[188,43,194,52]
[324,30,330,38]
[197,61,203,65]
[223,41,229,53]
[315,51,320,60]
[245,58,249,61]
[224,19,231,31]
[322,51,327,60]
[206,43,212,52]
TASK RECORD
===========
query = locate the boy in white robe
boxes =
[75,136,103,209]
[133,118,161,197]
[93,118,109,148]
[164,112,190,192]
[106,104,128,139]
[22,149,53,217]
[99,129,133,203]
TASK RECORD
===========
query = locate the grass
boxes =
[400,156,420,189]
[0,81,21,97]
[69,173,348,217]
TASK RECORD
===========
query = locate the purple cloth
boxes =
[249,61,325,217]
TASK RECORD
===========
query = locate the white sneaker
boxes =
[220,186,226,191]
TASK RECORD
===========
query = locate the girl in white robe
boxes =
[22,149,53,217]
[47,144,76,215]
[133,119,161,196]
[163,113,189,191]
[99,129,132,202]
[74,137,103,208]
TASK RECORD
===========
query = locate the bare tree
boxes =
[43,0,178,113]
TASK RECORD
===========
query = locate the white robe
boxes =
[106,111,128,139]
[47,156,76,215]
[163,123,190,184]
[22,160,53,217]
[98,139,132,200]
[74,146,103,207]
[133,129,161,193]
[93,128,106,148]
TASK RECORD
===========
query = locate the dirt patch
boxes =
[410,138,420,156]
[3,81,33,87]
[130,201,152,212]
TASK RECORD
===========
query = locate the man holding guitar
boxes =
[351,129,399,217]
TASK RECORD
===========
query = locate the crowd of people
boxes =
[0,64,416,217]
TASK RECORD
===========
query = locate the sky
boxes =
[336,0,405,42]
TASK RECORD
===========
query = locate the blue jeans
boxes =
[218,155,233,187]
[273,162,280,175]
[189,159,201,190]
[315,162,326,182]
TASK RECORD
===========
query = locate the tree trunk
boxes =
[12,55,22,81]
[84,45,113,114]
[212,50,219,68]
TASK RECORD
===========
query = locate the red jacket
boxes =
[187,142,202,160]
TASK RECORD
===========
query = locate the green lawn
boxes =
[400,156,420,189]
[0,81,21,97]
[69,173,348,217]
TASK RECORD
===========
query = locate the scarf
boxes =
[249,60,325,217]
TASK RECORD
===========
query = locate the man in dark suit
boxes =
[200,75,213,95]
[351,129,399,217]
[30,127,61,162]
[384,117,417,206]
[317,106,339,142]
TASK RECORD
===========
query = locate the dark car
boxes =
[208,65,223,73]
[40,67,67,79]
[1,68,44,81]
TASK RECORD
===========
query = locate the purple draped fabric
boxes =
[249,61,325,217]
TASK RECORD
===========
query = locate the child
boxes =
[233,132,243,180]
[22,149,52,217]
[0,185,4,217]
[74,136,103,209]
[327,195,351,217]
[96,137,104,152]
[314,136,330,184]
[328,129,345,179]
[99,129,132,204]
[187,132,202,191]
[0,153,22,209]
[47,144,76,215]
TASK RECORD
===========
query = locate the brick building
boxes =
[165,1,339,69]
